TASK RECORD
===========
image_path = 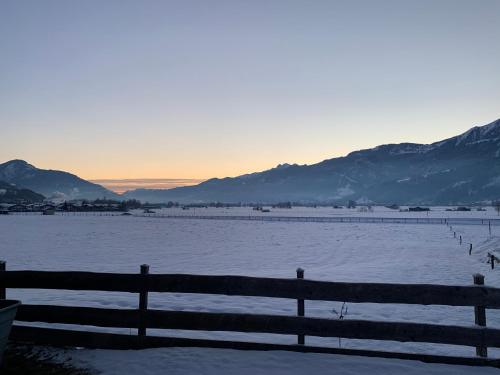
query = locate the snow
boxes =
[274,163,296,170]
[332,185,354,198]
[1,209,500,374]
[0,160,36,180]
[130,205,500,219]
[479,119,500,137]
[485,177,500,188]
[475,236,500,263]
[452,181,470,188]
[389,144,431,155]
[454,120,500,146]
[370,144,432,155]
[65,347,500,375]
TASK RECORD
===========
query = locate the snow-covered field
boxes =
[137,205,500,219]
[1,209,500,374]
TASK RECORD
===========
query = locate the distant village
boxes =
[0,199,298,215]
[0,199,144,215]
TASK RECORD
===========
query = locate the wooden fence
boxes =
[488,253,500,270]
[12,211,500,227]
[1,262,500,367]
[131,214,500,227]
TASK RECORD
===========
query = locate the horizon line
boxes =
[90,178,207,194]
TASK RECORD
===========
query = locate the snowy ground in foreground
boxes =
[1,212,500,374]
[65,347,500,375]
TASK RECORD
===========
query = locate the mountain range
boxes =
[0,160,118,201]
[2,119,499,205]
[123,119,500,205]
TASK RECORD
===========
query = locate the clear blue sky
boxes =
[1,0,499,179]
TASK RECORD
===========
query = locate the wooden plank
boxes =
[16,305,139,327]
[3,271,500,308]
[0,270,142,292]
[474,274,488,357]
[10,325,500,368]
[138,264,149,336]
[296,268,305,345]
[14,304,500,348]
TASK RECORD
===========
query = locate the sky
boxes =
[1,0,499,180]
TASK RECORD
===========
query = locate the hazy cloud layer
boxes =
[91,179,206,194]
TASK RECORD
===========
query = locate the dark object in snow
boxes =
[408,206,430,212]
[0,300,21,366]
[2,344,92,375]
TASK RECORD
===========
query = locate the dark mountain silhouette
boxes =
[0,160,119,201]
[124,119,500,205]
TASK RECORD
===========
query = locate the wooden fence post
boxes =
[138,264,149,336]
[296,268,305,345]
[0,261,5,299]
[473,273,487,357]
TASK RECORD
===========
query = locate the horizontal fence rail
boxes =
[2,264,500,367]
[10,326,500,368]
[2,271,500,307]
[14,304,500,348]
